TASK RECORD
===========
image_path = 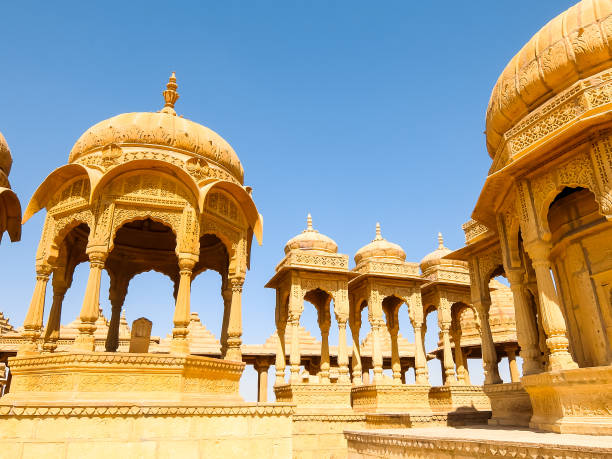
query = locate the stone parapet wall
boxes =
[345,427,612,459]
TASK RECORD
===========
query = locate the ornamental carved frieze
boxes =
[492,70,612,172]
[462,219,492,245]
[279,252,349,271]
[353,260,419,276]
[74,149,240,185]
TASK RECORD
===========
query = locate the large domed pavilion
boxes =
[451,0,612,435]
[19,73,262,361]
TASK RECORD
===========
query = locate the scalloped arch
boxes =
[0,187,22,242]
[200,180,263,246]
[23,164,102,224]
[90,159,202,210]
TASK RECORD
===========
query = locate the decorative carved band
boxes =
[0,404,294,418]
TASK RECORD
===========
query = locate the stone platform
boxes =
[274,382,353,412]
[345,426,612,458]
[2,352,245,404]
[351,384,431,414]
[484,382,532,427]
[428,385,490,413]
[274,382,358,458]
[522,365,612,434]
[0,352,294,458]
[364,411,491,429]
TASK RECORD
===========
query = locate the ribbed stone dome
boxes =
[354,223,406,265]
[486,0,612,158]
[419,233,463,273]
[0,130,12,177]
[284,214,338,254]
[68,73,244,184]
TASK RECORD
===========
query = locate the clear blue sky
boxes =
[0,1,576,399]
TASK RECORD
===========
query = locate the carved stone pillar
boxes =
[440,322,457,385]
[337,317,350,383]
[225,277,244,362]
[73,251,107,352]
[412,322,428,384]
[350,312,362,385]
[318,308,331,383]
[289,314,301,383]
[370,318,384,383]
[507,268,543,375]
[452,330,467,385]
[275,322,287,386]
[254,359,271,402]
[463,348,471,385]
[105,277,129,352]
[400,363,408,384]
[389,322,401,384]
[525,241,577,371]
[362,362,370,385]
[506,347,521,383]
[42,276,67,353]
[171,256,196,355]
[19,264,52,356]
[220,285,232,358]
[474,298,502,384]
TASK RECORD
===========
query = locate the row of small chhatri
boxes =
[0,1,612,458]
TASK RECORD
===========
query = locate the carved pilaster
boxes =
[19,264,52,356]
[524,240,577,371]
[171,255,197,355]
[72,251,107,352]
[225,276,244,362]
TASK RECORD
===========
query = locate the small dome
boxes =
[420,233,454,273]
[486,0,612,159]
[284,214,337,254]
[68,73,244,184]
[354,223,406,265]
[0,130,13,177]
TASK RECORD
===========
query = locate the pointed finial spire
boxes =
[438,232,444,249]
[306,213,313,231]
[374,222,383,240]
[161,71,179,115]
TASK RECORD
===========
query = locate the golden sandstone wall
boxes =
[0,407,293,459]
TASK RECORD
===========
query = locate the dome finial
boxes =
[374,222,383,241]
[438,232,444,249]
[306,213,313,231]
[161,71,179,115]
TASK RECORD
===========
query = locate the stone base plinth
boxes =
[484,382,532,427]
[522,365,612,434]
[364,411,491,429]
[274,382,352,412]
[429,385,491,413]
[2,352,244,404]
[0,403,293,459]
[351,384,432,414]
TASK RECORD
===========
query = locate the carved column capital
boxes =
[230,277,244,293]
[35,264,52,279]
[524,240,552,267]
[178,257,196,274]
[506,268,525,286]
